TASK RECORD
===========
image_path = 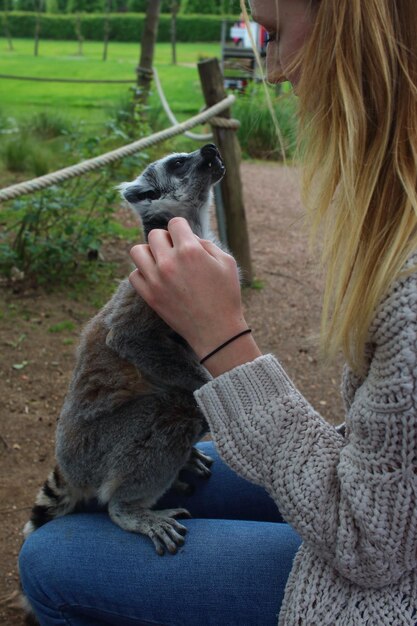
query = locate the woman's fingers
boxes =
[147,227,173,254]
[130,242,156,274]
[167,217,195,247]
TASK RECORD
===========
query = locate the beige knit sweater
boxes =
[195,264,417,625]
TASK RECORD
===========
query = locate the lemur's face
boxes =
[118,144,225,236]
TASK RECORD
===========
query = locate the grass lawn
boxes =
[0,38,221,123]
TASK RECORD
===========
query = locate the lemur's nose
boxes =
[200,144,219,161]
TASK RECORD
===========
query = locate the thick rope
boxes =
[0,95,236,204]
[152,68,240,139]
[152,67,213,142]
[210,116,240,130]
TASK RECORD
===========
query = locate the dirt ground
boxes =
[0,162,344,625]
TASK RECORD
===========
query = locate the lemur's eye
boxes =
[173,157,186,168]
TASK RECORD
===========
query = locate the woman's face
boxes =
[249,0,316,85]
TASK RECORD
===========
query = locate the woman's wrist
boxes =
[199,331,262,378]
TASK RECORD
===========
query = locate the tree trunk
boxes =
[136,0,161,105]
[2,2,14,52]
[34,0,43,57]
[75,14,84,56]
[102,0,111,61]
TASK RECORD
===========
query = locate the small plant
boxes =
[1,133,54,175]
[1,135,33,173]
[233,84,299,161]
[0,176,118,285]
[22,111,74,140]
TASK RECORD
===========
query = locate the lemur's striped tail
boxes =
[23,466,78,538]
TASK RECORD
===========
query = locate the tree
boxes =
[2,0,14,51]
[34,0,44,57]
[74,12,84,55]
[136,0,161,105]
[102,0,112,61]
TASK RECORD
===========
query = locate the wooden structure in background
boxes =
[198,58,253,285]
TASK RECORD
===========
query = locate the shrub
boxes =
[0,111,149,286]
[6,11,237,42]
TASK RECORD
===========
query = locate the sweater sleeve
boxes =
[195,273,417,589]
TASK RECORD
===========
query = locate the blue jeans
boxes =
[19,442,301,626]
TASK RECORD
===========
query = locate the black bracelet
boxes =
[199,329,252,365]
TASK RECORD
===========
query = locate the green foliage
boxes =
[0,182,114,284]
[126,0,176,12]
[45,0,59,12]
[6,0,240,12]
[180,0,240,14]
[66,0,105,13]
[6,11,235,41]
[12,0,39,11]
[233,84,299,161]
[0,107,147,286]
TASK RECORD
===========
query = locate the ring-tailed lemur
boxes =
[23,144,226,559]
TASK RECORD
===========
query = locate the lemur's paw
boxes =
[147,508,191,556]
[186,446,214,478]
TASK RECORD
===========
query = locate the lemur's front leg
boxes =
[106,326,209,392]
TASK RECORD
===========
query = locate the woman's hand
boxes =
[129,217,261,376]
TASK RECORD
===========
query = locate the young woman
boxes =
[20,0,417,624]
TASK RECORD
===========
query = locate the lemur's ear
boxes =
[118,183,161,204]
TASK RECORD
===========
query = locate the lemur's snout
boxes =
[200,144,219,160]
[199,144,225,181]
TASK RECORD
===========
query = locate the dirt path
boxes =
[0,162,344,625]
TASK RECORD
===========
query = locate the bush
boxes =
[0,108,149,286]
[6,11,237,42]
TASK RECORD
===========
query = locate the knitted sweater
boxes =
[194,264,417,625]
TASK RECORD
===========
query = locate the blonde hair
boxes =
[293,0,417,372]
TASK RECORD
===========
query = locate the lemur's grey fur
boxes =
[23,144,226,557]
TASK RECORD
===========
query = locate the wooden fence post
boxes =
[198,58,253,286]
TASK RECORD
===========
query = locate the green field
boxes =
[0,38,221,123]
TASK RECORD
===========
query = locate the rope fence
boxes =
[0,94,237,204]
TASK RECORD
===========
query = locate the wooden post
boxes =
[198,58,253,285]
